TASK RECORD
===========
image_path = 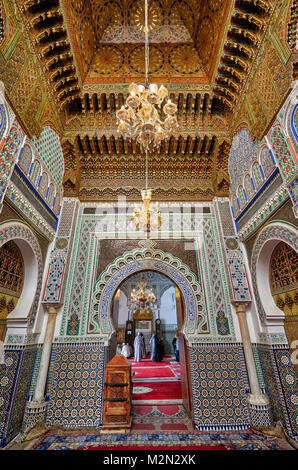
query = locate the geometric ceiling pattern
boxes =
[1,0,297,202]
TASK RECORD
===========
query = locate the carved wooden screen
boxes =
[0,241,24,340]
[270,242,298,295]
[0,241,24,296]
[270,241,298,374]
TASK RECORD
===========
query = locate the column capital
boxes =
[42,302,63,314]
[232,301,251,314]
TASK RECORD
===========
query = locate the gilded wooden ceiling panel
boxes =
[85,43,209,84]
[1,0,295,202]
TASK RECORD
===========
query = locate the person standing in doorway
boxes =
[150,333,163,362]
[121,343,131,358]
[140,332,146,358]
[134,332,143,362]
[175,335,180,362]
[172,333,179,361]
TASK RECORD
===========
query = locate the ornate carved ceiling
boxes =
[1,0,297,202]
[62,0,230,87]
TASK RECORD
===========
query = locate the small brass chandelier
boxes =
[131,149,162,232]
[131,275,156,308]
[116,0,178,151]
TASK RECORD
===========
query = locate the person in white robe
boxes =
[121,343,131,358]
[134,332,143,362]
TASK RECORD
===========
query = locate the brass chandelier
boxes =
[131,149,162,232]
[130,276,157,308]
[116,0,178,151]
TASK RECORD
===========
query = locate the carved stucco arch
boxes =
[89,247,208,344]
[251,221,298,325]
[0,220,43,328]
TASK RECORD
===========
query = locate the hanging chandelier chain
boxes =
[116,0,179,231]
[145,149,148,190]
[145,0,149,86]
[116,0,178,152]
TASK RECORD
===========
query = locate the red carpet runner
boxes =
[132,381,182,401]
[127,356,191,432]
[129,356,183,403]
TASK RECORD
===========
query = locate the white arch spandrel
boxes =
[251,221,298,327]
[0,221,43,336]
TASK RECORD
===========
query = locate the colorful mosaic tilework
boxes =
[0,103,7,141]
[22,401,47,433]
[228,128,259,194]
[288,176,297,212]
[45,343,106,428]
[0,350,22,447]
[0,345,36,447]
[260,146,276,179]
[215,199,236,237]
[29,429,294,450]
[247,402,272,428]
[0,121,24,204]
[202,218,233,336]
[190,344,251,431]
[215,199,251,303]
[257,343,298,438]
[272,348,298,437]
[5,345,36,445]
[42,199,78,303]
[60,216,97,336]
[32,126,64,187]
[268,123,297,185]
[225,243,251,301]
[5,181,56,240]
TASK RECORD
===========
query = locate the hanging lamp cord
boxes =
[145,148,148,190]
[145,0,149,88]
[145,0,149,187]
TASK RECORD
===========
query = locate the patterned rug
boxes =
[28,429,294,450]
[131,404,194,432]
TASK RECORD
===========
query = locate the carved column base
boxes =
[247,394,272,429]
[248,393,269,406]
[22,400,48,433]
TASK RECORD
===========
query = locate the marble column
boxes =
[33,303,60,403]
[233,301,269,406]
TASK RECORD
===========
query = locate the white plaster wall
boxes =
[117,290,129,326]
[160,286,177,325]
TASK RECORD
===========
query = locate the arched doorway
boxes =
[90,247,207,430]
[251,221,298,326]
[0,240,24,341]
[109,269,193,427]
[0,221,43,334]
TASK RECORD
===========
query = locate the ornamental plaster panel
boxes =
[89,247,208,345]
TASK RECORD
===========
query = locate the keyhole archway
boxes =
[109,268,193,418]
[89,247,209,419]
[89,247,209,343]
